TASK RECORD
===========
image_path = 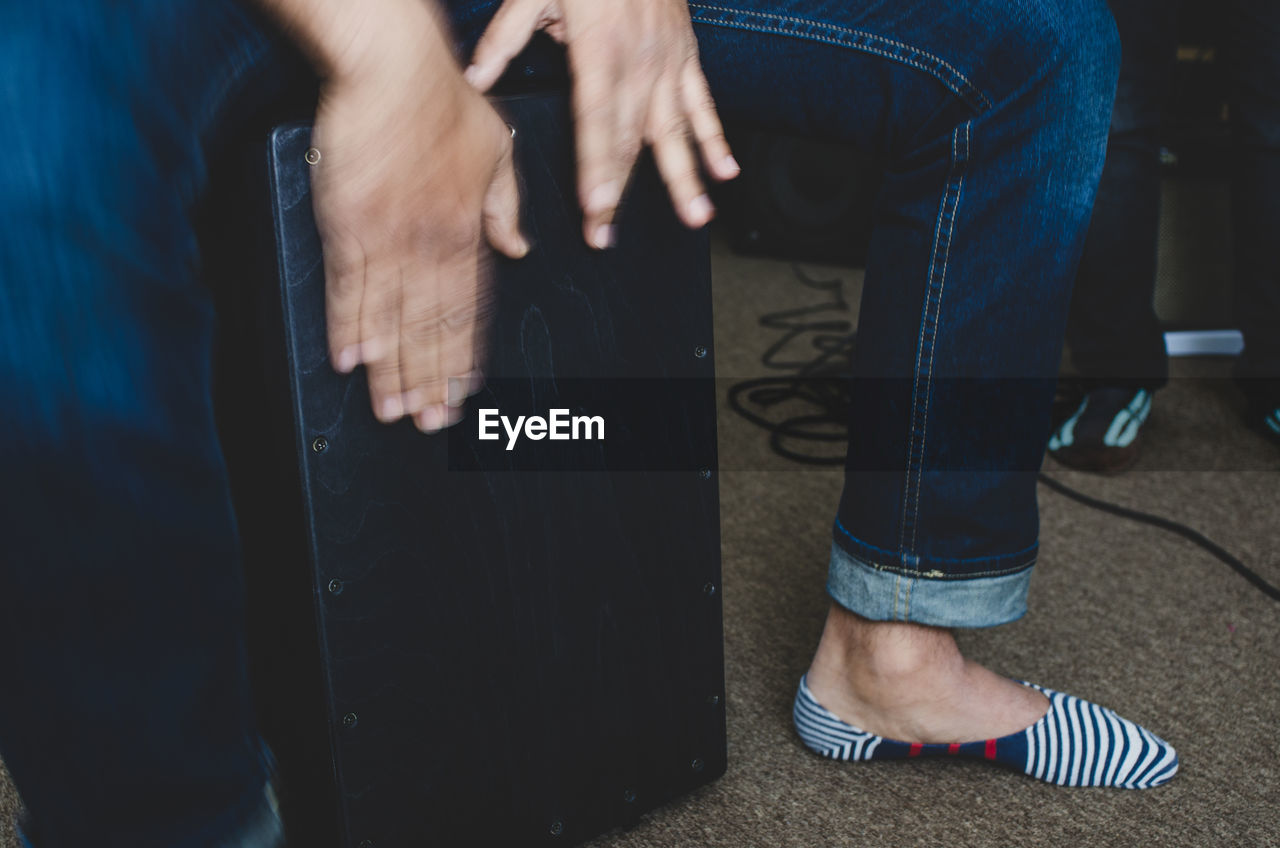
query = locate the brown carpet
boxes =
[4,239,1278,846]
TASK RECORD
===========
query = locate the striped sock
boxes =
[1048,388,1152,452]
[793,675,1178,788]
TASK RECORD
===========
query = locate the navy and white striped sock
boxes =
[793,675,1178,788]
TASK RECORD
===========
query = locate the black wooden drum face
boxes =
[250,93,725,847]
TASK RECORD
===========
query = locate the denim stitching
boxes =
[835,520,1036,578]
[898,123,967,558]
[908,120,970,554]
[687,4,992,113]
[901,127,957,554]
[846,556,1035,581]
[837,517,1038,564]
[897,128,953,559]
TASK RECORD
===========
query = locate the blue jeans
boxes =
[1066,0,1280,401]
[0,0,1117,843]
[684,1,1118,624]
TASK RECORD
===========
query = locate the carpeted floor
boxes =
[576,241,1280,848]
[4,238,1278,846]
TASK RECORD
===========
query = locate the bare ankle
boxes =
[808,603,964,694]
[804,602,1049,743]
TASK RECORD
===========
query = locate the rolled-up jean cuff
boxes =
[826,542,1033,628]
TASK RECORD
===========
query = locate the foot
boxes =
[1047,386,1153,473]
[804,604,1049,744]
[798,604,1178,788]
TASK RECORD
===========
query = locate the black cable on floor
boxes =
[728,264,1280,605]
[1036,472,1280,602]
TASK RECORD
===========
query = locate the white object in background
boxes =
[1164,329,1244,357]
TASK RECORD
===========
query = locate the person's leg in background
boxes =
[0,2,304,845]
[0,1,524,843]
[1225,0,1280,444]
[693,0,1174,787]
[1049,0,1177,472]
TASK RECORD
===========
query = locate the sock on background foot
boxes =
[1250,405,1280,447]
[1048,387,1153,473]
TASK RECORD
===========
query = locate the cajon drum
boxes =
[212,92,725,848]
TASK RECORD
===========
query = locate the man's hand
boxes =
[259,0,529,431]
[463,0,738,249]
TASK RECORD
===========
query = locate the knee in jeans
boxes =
[0,9,213,439]
[1043,0,1122,129]
[967,0,1120,141]
[0,3,225,211]
[0,21,173,265]
[983,0,1122,163]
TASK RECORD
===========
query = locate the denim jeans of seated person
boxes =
[0,0,1117,843]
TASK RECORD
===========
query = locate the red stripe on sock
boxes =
[948,743,961,756]
[985,739,997,760]
[908,743,923,758]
